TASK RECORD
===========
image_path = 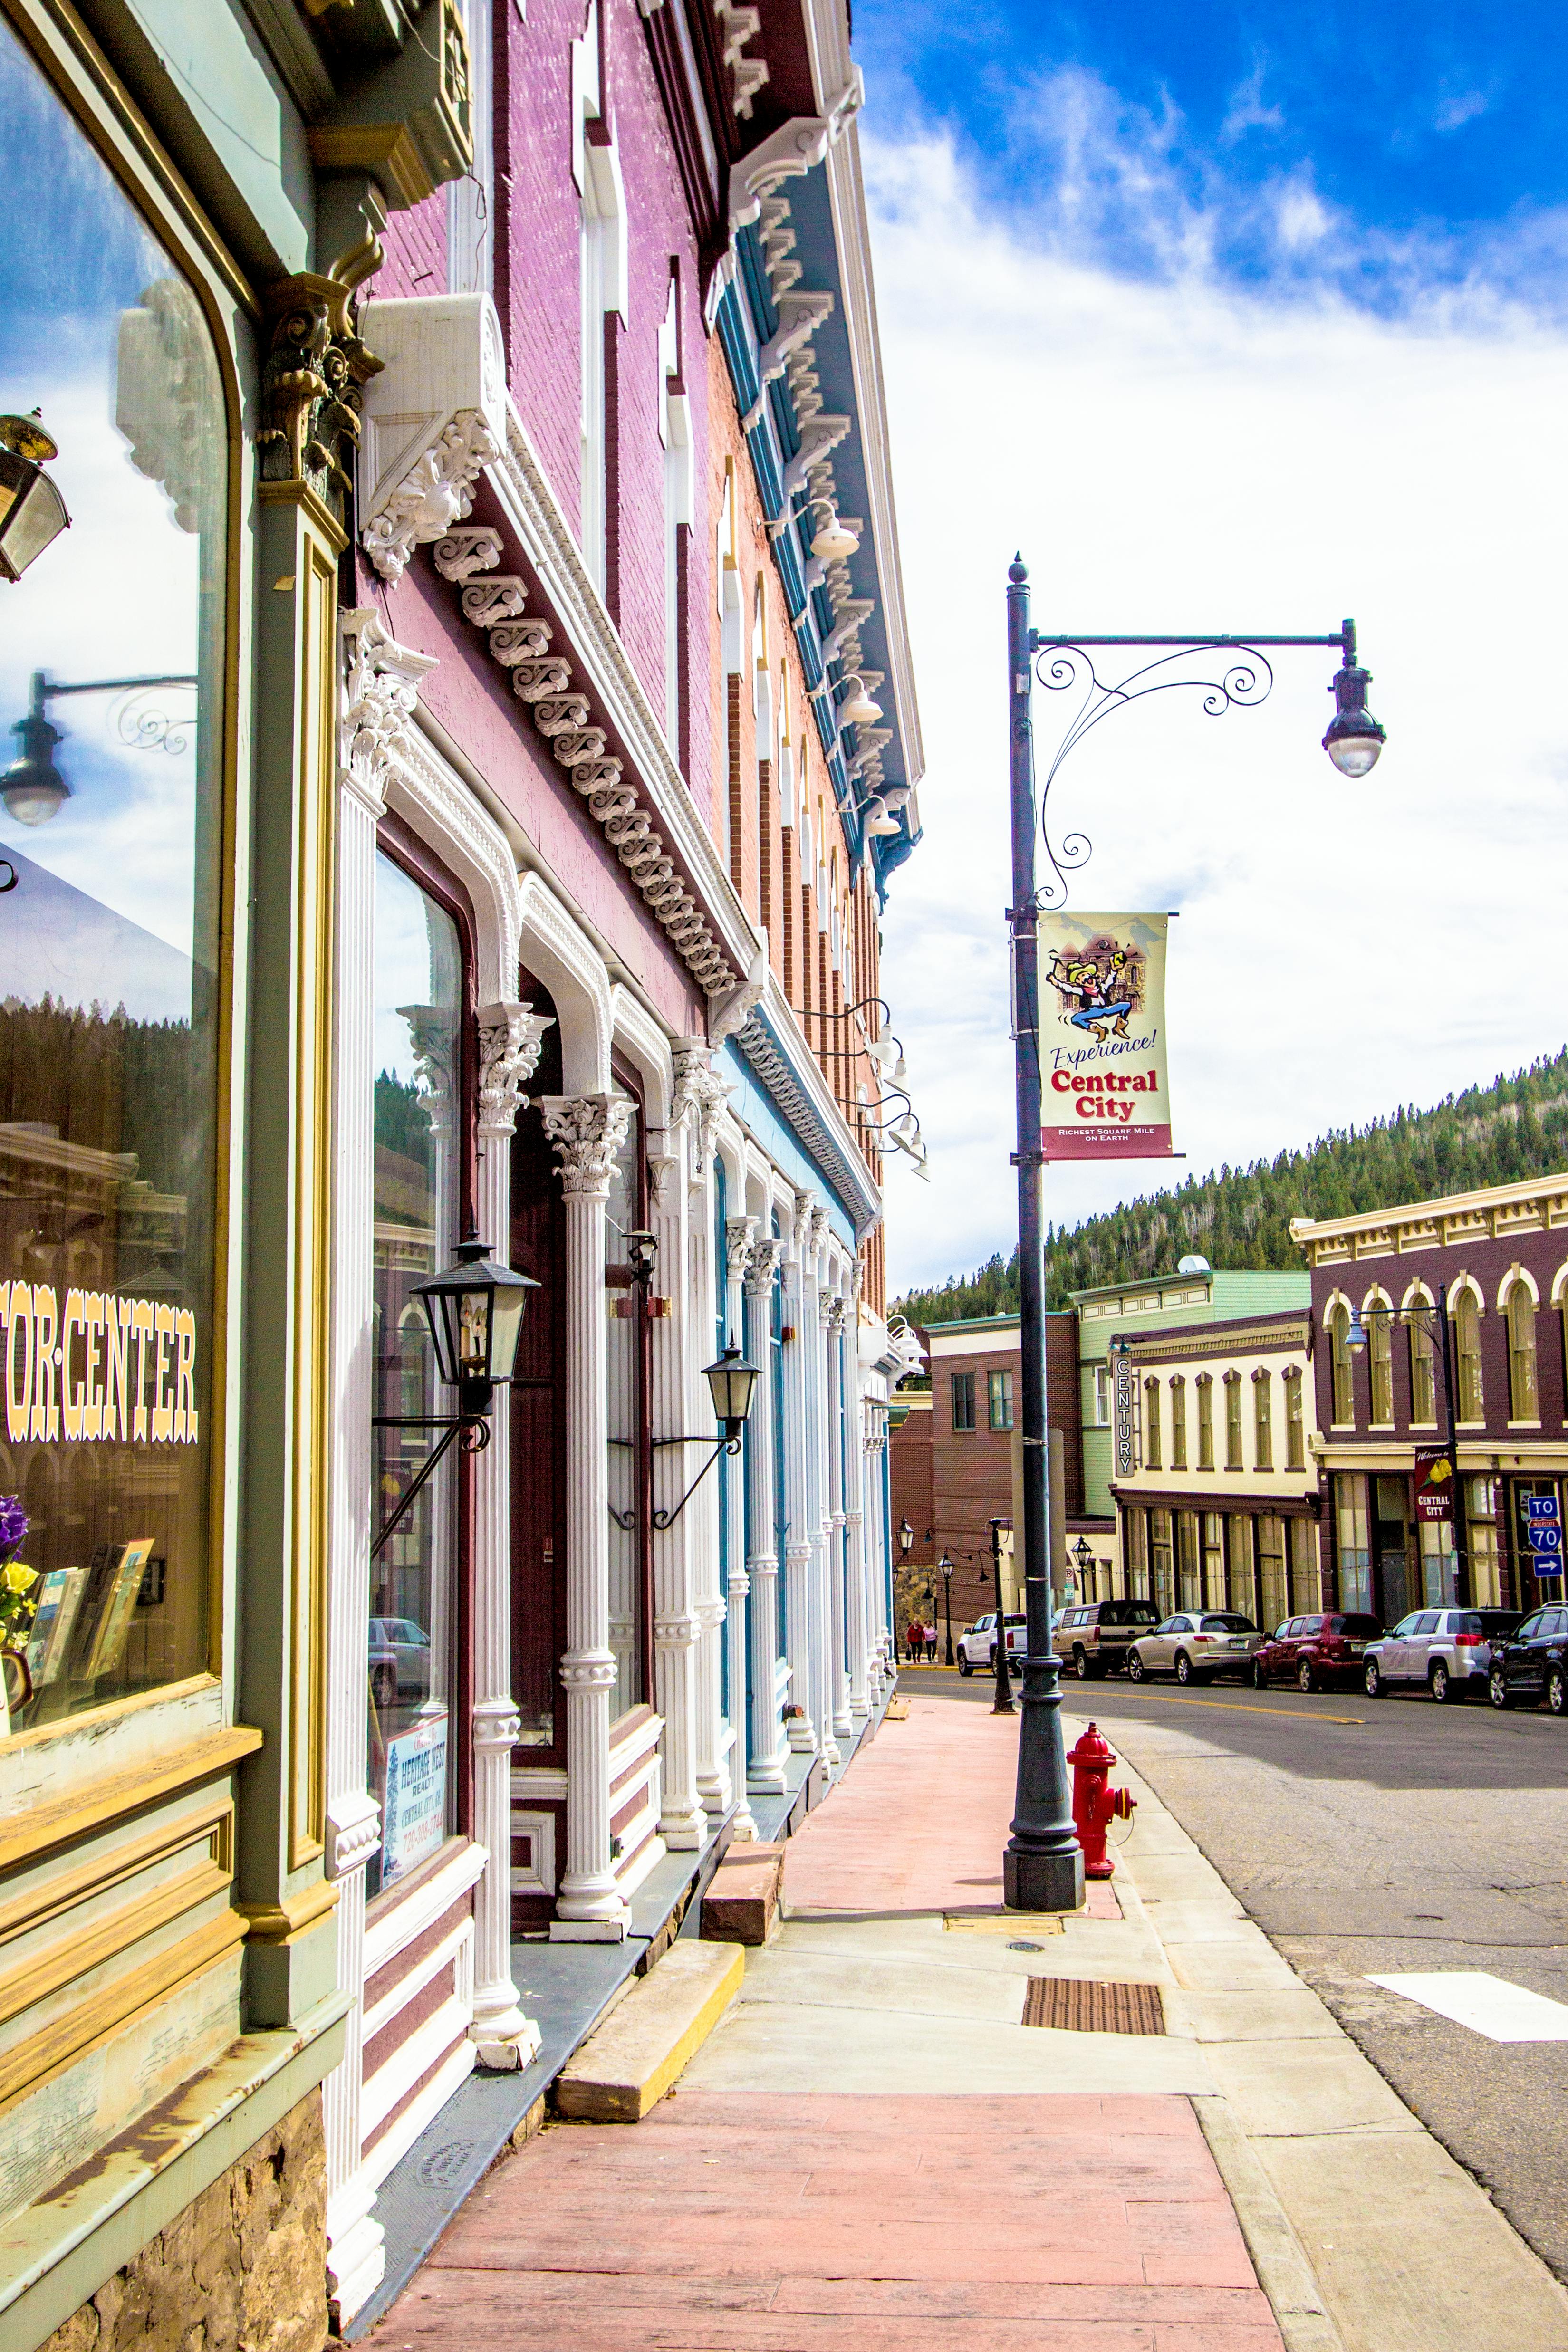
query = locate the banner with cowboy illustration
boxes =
[1038,912,1174,1162]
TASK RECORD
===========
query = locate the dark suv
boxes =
[1253,1612,1383,1692]
[1052,1598,1162,1679]
[1488,1605,1568,1713]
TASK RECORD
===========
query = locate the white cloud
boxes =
[868,130,1568,1296]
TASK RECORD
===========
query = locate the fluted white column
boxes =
[542,1093,634,1939]
[782,1194,817,1751]
[652,1144,708,1848]
[826,1292,853,1739]
[743,1237,788,1792]
[723,1215,758,1838]
[321,622,408,2327]
[469,1007,551,2062]
[808,1214,839,1766]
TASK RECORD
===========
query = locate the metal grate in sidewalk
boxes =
[1022,1975,1165,2034]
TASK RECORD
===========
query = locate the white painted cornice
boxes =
[730,972,882,1238]
[484,394,763,989]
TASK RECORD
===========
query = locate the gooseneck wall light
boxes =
[371,1239,539,1560]
[648,1342,761,1531]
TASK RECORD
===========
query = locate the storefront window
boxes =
[1228,1513,1255,1620]
[1202,1512,1225,1608]
[1122,1506,1147,1596]
[1334,1474,1372,1612]
[1176,1510,1200,1610]
[0,27,227,1734]
[368,853,463,1895]
[1150,1508,1174,1616]
[1467,1475,1500,1607]
[1289,1518,1320,1613]
[1258,1514,1289,1628]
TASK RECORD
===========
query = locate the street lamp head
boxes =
[1,698,69,826]
[1345,1307,1369,1354]
[837,674,883,727]
[703,1341,760,1439]
[1323,629,1385,778]
[0,413,70,584]
[1070,1535,1095,1571]
[411,1238,539,1412]
[898,1516,914,1555]
[937,1552,952,1576]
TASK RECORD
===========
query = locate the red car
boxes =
[1252,1611,1383,1693]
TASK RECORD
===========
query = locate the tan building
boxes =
[1114,1310,1323,1627]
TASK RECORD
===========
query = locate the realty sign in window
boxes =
[1039,913,1174,1161]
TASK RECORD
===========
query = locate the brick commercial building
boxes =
[0,2,921,2346]
[1292,1175,1568,1620]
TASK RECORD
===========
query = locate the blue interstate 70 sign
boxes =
[1526,1493,1562,1575]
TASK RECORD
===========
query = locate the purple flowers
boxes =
[0,1496,28,1564]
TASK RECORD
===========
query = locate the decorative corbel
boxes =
[743,290,834,432]
[477,1002,556,1136]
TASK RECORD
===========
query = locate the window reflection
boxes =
[368,854,462,1895]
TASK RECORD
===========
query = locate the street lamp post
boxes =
[940,1551,956,1665]
[1002,559,1385,1912]
[1347,1290,1470,1607]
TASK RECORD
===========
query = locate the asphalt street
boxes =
[909,1661,1568,2283]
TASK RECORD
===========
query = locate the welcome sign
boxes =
[1038,912,1174,1162]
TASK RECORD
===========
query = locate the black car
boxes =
[1488,1603,1568,1713]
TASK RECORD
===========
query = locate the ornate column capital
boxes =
[726,1215,759,1277]
[743,1236,787,1297]
[258,272,383,523]
[671,1037,732,1165]
[540,1093,634,1195]
[791,1190,816,1251]
[809,1205,831,1254]
[818,1286,838,1326]
[827,1294,847,1332]
[339,610,438,816]
[478,1002,554,1136]
[472,1696,522,1752]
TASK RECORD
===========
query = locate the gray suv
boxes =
[1053,1599,1162,1679]
[1364,1607,1521,1703]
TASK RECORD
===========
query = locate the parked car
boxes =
[368,1614,433,1708]
[956,1612,1027,1675]
[1125,1612,1264,1686]
[1487,1605,1568,1713]
[1364,1608,1522,1703]
[1251,1612,1383,1692]
[1052,1598,1163,1678]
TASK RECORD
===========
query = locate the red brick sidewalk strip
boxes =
[369,2091,1283,2350]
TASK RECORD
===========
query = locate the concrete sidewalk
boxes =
[363,1696,1568,2350]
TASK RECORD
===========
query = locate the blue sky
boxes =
[856,1,1568,317]
[861,5,1568,1294]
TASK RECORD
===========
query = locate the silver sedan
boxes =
[1126,1612,1264,1686]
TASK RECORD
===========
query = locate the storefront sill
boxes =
[0,1725,263,1874]
[0,1988,350,2352]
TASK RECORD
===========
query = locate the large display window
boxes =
[0,23,228,1733]
[367,848,468,1894]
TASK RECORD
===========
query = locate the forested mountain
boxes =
[893,1051,1568,1326]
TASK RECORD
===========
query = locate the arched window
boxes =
[1328,1302,1354,1426]
[1169,1375,1187,1470]
[1407,1301,1437,1425]
[1367,1297,1394,1425]
[1142,1377,1162,1470]
[1253,1370,1273,1469]
[1224,1371,1243,1469]
[1505,1277,1539,1421]
[1284,1367,1305,1470]
[1453,1288,1484,1421]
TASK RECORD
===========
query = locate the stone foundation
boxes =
[41,2089,328,2352]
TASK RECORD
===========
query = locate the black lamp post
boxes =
[0,413,69,584]
[1346,1290,1469,1606]
[1002,560,1385,1914]
[372,1239,539,1560]
[940,1550,955,1666]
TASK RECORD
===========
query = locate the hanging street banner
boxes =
[1414,1444,1457,1524]
[1039,912,1174,1161]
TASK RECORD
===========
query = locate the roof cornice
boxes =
[1290,1172,1568,1265]
[728,973,883,1238]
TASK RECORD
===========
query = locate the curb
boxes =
[1191,2094,1347,2352]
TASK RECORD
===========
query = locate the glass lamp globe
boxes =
[704,1342,760,1437]
[810,513,860,562]
[1325,732,1383,779]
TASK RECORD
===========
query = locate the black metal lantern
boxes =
[1,696,69,827]
[1070,1535,1095,1574]
[703,1341,760,1439]
[410,1238,539,1410]
[1322,634,1386,779]
[899,1516,914,1556]
[0,414,70,585]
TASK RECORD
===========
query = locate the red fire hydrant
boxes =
[1069,1722,1136,1879]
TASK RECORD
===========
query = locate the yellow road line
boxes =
[1110,1690,1366,1725]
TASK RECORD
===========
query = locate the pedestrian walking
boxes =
[925,1625,938,1663]
[906,1620,924,1664]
